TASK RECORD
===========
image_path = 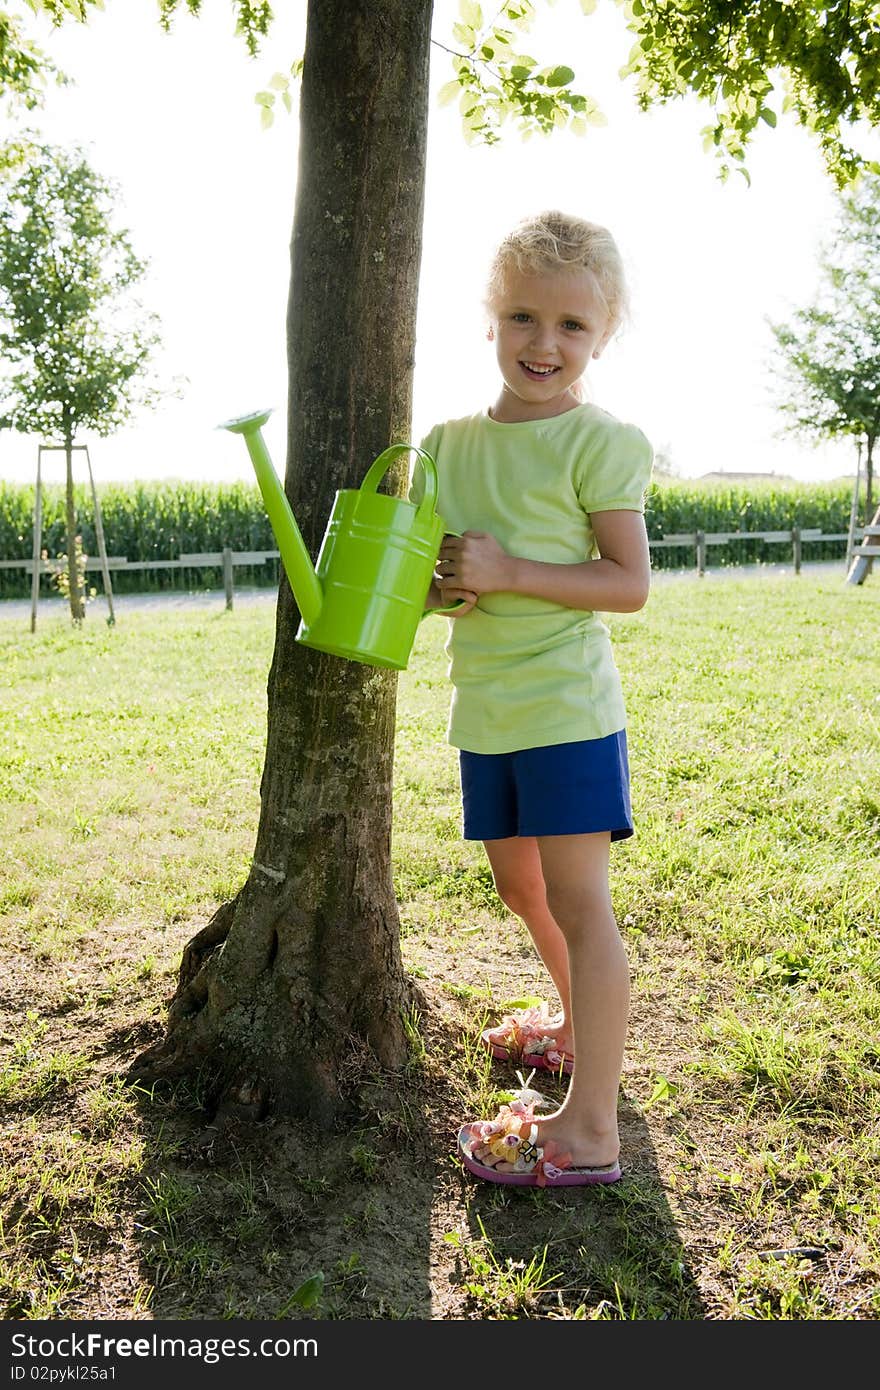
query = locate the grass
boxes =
[1,570,879,1322]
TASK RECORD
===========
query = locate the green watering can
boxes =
[220,409,461,670]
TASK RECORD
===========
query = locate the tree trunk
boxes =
[129,0,435,1124]
[64,436,85,624]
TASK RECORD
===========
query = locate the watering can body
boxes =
[221,410,456,671]
[300,463,448,667]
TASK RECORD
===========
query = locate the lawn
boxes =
[1,570,878,1322]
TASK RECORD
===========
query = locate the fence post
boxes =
[792,527,802,575]
[695,530,706,577]
[222,547,234,610]
[30,450,43,633]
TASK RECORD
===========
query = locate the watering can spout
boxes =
[218,408,323,628]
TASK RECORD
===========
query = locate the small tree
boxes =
[0,140,163,622]
[769,171,880,518]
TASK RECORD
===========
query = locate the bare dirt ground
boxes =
[1,904,718,1323]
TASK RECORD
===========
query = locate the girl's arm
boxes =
[437,511,651,614]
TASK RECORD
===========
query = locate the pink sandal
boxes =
[457,1101,621,1188]
[480,1002,574,1076]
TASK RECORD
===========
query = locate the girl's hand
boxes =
[437,585,478,616]
[425,578,478,616]
[437,531,514,595]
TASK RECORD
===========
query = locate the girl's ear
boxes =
[486,325,495,342]
[593,319,618,359]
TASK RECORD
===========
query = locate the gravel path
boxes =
[0,586,278,623]
[0,560,854,625]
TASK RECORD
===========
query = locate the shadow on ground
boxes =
[448,1088,706,1319]
[125,981,703,1321]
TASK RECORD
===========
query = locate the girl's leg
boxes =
[530,831,627,1168]
[482,836,573,1053]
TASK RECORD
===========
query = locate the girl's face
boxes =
[488,265,613,422]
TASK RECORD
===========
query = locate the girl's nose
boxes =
[528,323,556,353]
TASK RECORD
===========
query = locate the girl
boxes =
[419,210,653,1186]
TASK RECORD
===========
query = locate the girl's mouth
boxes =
[520,361,560,380]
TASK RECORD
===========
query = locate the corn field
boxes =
[0,476,857,599]
[0,479,277,598]
[644,476,855,568]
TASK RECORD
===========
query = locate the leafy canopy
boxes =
[0,140,163,443]
[7,2,880,182]
[0,7,63,109]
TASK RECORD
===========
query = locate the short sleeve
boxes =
[576,419,654,515]
[409,423,442,505]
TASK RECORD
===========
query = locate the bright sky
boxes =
[1,0,874,491]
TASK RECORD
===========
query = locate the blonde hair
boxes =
[486,209,629,331]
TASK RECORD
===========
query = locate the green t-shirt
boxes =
[415,404,654,755]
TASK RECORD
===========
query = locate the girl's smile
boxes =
[488,266,613,423]
[520,361,560,378]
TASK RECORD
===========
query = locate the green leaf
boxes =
[438,79,461,107]
[452,22,475,46]
[579,0,598,12]
[759,106,777,127]
[280,1273,324,1312]
[643,1073,676,1110]
[501,995,543,1012]
[459,0,483,28]
[268,72,289,91]
[544,65,575,88]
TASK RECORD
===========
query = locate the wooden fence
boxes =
[0,528,865,607]
[648,527,852,576]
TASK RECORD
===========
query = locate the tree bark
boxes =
[129,0,435,1124]
[64,436,85,624]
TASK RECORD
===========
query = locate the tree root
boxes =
[124,897,237,1090]
[178,897,237,988]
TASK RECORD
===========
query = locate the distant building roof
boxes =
[697,470,793,483]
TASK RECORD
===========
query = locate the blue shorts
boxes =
[459,732,633,841]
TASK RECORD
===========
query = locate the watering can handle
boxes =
[360,444,466,617]
[359,444,438,521]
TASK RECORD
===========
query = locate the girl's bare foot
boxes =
[531,1112,619,1171]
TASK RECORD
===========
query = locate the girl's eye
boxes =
[562,320,585,332]
[511,312,532,323]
